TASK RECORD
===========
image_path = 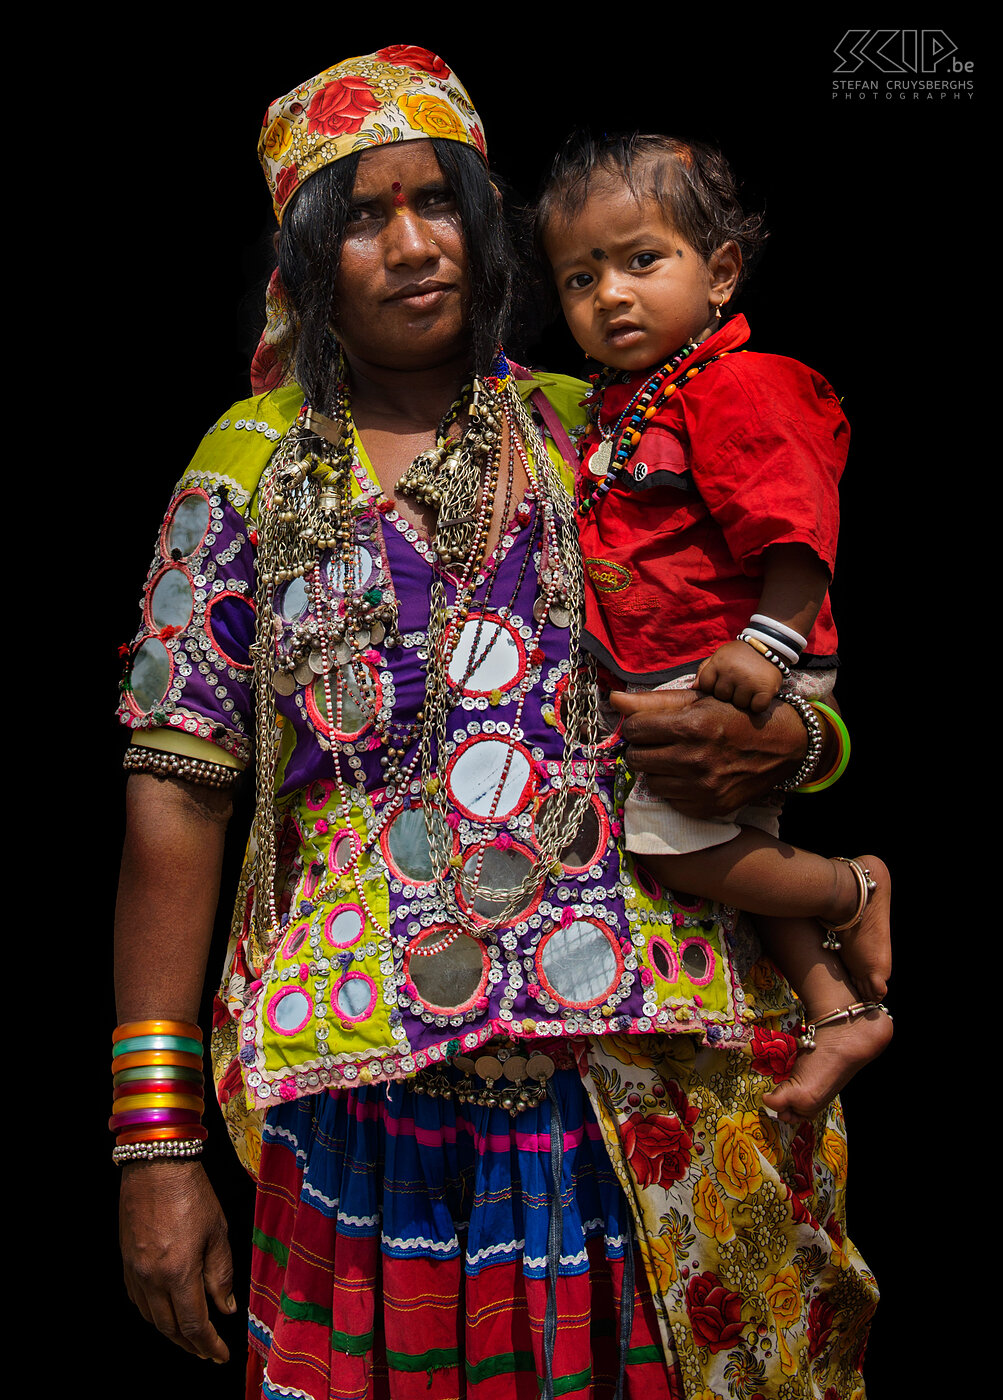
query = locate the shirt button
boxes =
[634,462,648,481]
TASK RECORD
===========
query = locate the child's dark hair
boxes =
[535,132,767,292]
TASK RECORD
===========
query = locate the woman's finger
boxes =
[203,1217,237,1317]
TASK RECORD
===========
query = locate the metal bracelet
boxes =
[112,1138,206,1164]
[775,690,824,791]
[123,745,241,790]
[799,1000,890,1049]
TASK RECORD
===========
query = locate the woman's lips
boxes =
[387,283,453,311]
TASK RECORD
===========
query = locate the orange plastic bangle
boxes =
[115,1124,209,1145]
[113,1020,202,1044]
[110,1049,203,1072]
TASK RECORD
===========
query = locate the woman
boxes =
[114,48,877,1399]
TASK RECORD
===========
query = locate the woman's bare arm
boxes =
[115,771,237,1364]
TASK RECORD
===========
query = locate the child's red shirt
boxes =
[577,315,848,684]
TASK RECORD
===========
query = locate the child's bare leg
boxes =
[640,834,891,998]
[821,855,892,1001]
[755,915,893,1122]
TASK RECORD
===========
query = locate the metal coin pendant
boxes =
[474,1055,504,1083]
[308,651,327,674]
[334,641,353,664]
[272,670,297,696]
[548,605,571,629]
[590,441,613,478]
[294,660,316,686]
[451,1055,476,1075]
[525,1053,556,1082]
[533,596,549,623]
[502,1055,528,1083]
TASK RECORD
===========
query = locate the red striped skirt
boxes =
[246,1061,677,1400]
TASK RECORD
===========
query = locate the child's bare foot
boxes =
[762,1002,893,1124]
[822,854,892,1001]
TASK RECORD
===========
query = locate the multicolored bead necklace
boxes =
[578,343,736,515]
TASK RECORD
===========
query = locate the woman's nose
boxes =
[385,208,438,267]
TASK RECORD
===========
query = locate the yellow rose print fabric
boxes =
[583,992,878,1399]
[257,46,488,221]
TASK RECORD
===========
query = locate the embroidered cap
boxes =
[258,45,488,222]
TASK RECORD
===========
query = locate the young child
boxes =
[536,133,892,1122]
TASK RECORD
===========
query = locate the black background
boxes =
[76,18,981,1396]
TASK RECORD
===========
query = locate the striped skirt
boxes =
[246,1056,674,1400]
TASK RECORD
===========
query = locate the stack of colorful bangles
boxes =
[110,1019,207,1164]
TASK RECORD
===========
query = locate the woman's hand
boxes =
[610,689,808,817]
[119,1160,235,1363]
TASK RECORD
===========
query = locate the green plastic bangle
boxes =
[798,701,850,792]
[111,1034,204,1058]
[113,1064,205,1086]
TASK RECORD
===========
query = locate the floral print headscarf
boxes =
[258,45,487,223]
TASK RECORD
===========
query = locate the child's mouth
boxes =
[605,323,643,347]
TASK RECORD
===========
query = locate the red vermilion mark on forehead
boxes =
[391,180,408,210]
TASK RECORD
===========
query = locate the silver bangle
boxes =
[775,690,824,791]
[123,745,241,789]
[112,1138,206,1165]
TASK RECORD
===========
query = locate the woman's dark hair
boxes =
[277,140,516,410]
[535,132,767,293]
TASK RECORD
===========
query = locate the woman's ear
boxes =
[708,240,741,307]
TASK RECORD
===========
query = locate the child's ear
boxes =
[708,241,741,309]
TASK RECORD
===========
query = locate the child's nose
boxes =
[594,269,631,309]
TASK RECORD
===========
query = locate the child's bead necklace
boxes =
[578,343,736,515]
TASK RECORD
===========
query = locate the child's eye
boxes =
[565,272,593,291]
[629,252,660,270]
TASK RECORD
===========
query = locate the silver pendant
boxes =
[294,660,316,686]
[591,440,613,478]
[549,605,571,628]
[272,670,296,696]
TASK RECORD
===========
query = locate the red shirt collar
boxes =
[593,314,752,426]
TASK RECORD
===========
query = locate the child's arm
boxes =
[696,543,831,712]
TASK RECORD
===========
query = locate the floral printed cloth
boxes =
[258,46,487,221]
[580,979,878,1399]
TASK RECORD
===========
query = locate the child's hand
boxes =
[695,641,784,713]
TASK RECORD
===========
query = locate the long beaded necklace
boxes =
[250,358,601,954]
[578,343,736,515]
